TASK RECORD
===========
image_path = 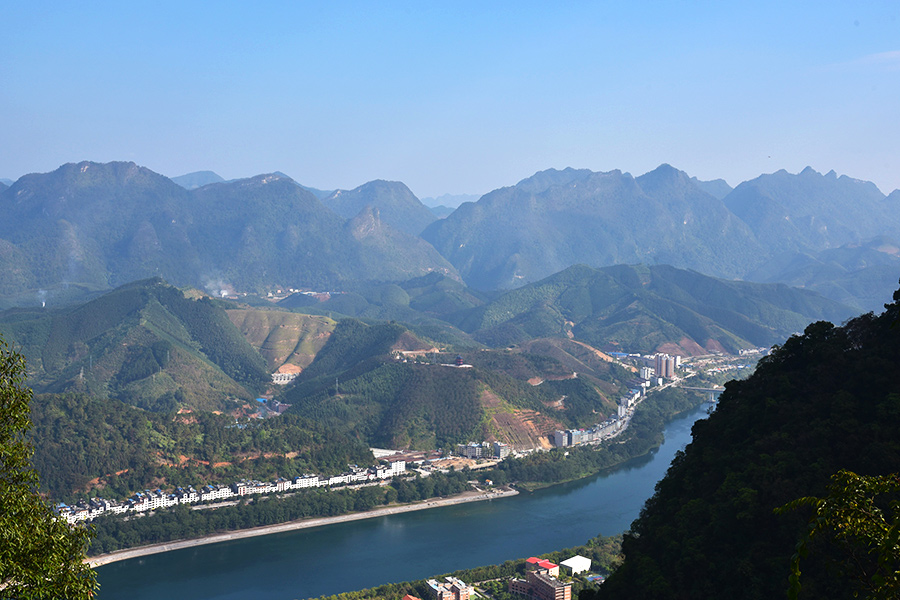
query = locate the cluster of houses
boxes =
[56,459,407,525]
[551,388,643,449]
[391,555,594,600]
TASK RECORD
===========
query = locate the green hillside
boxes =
[30,392,373,502]
[467,264,853,354]
[0,278,269,411]
[226,308,336,371]
[277,273,487,347]
[279,319,632,449]
[592,286,900,599]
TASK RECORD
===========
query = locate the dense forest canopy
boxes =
[592,285,900,599]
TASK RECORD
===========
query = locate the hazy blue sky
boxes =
[2,1,898,197]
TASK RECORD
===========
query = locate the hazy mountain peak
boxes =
[323,179,436,236]
[689,176,733,199]
[170,170,225,189]
[8,161,180,203]
[636,163,693,191]
[419,193,481,208]
[800,165,820,177]
[514,167,595,194]
[248,172,292,185]
[347,204,383,240]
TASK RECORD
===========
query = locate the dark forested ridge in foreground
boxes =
[589,287,900,599]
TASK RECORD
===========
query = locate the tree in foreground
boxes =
[778,469,900,600]
[0,339,97,598]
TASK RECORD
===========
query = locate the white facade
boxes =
[560,555,591,574]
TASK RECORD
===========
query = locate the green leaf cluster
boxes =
[0,340,97,598]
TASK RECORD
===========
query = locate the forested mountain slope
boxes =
[593,286,900,599]
[323,179,437,236]
[0,278,269,411]
[0,161,457,305]
[421,165,761,290]
[279,319,631,450]
[463,264,853,355]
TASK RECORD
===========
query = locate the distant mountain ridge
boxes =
[724,166,898,255]
[0,161,457,304]
[2,160,898,313]
[419,193,481,208]
[422,165,764,290]
[421,164,900,310]
[170,170,225,189]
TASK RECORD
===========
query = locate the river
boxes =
[96,404,708,599]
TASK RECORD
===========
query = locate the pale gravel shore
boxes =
[87,488,518,567]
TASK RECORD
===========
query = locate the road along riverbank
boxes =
[87,488,518,567]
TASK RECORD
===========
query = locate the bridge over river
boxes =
[679,386,726,402]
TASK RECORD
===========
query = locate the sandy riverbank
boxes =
[87,488,518,567]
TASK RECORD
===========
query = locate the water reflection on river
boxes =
[97,405,707,600]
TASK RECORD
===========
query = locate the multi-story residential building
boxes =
[294,475,320,488]
[456,442,484,459]
[493,441,511,459]
[427,577,472,600]
[510,562,571,600]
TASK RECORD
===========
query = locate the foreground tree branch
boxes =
[0,339,97,599]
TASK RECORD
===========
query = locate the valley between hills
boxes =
[2,160,899,599]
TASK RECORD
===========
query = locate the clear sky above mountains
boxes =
[2,1,898,198]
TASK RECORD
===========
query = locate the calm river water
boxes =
[96,404,708,600]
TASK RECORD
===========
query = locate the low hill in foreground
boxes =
[594,286,900,599]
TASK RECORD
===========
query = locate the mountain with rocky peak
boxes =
[323,179,437,236]
[723,166,898,255]
[421,164,763,290]
[0,162,457,305]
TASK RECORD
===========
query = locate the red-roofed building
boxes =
[525,557,560,577]
[510,570,571,600]
[402,595,423,600]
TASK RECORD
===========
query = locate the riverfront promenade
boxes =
[87,487,518,567]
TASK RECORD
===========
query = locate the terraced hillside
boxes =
[227,309,336,372]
